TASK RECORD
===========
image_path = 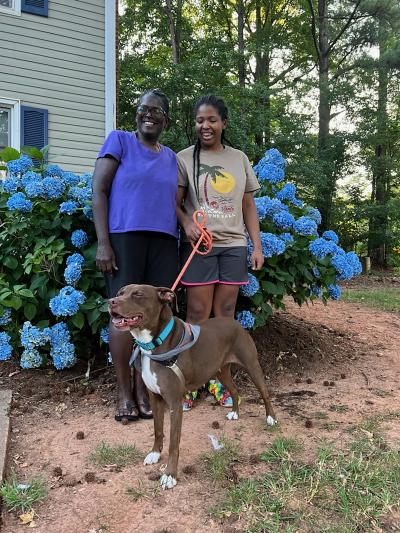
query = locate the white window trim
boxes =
[0,0,21,16]
[0,97,21,151]
[105,0,116,135]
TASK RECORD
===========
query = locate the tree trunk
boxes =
[315,0,333,231]
[163,0,182,64]
[368,17,389,268]
[237,0,245,87]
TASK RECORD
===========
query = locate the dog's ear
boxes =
[157,287,178,313]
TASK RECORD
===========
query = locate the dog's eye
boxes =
[132,292,143,298]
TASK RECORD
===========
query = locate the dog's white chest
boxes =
[141,356,161,394]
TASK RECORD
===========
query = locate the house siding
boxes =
[0,0,107,172]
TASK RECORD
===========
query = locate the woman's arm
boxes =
[176,185,201,242]
[92,157,119,274]
[242,192,264,270]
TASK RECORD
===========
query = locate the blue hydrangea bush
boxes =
[0,147,107,369]
[0,146,362,368]
[235,148,362,329]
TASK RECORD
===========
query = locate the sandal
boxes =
[114,400,139,422]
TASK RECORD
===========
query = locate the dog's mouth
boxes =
[110,311,143,329]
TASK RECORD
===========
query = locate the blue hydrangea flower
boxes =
[66,253,85,267]
[42,177,65,199]
[260,232,286,258]
[346,252,362,276]
[25,180,45,198]
[21,171,41,187]
[305,207,322,225]
[20,321,49,349]
[100,327,109,344]
[322,230,339,244]
[272,211,295,230]
[0,332,12,361]
[0,308,11,326]
[331,253,354,281]
[2,176,21,193]
[312,267,321,278]
[20,348,43,369]
[49,286,86,317]
[44,164,63,177]
[311,285,322,298]
[7,192,33,213]
[51,342,76,370]
[7,155,33,175]
[291,198,304,208]
[61,171,80,186]
[83,204,93,220]
[78,172,93,188]
[59,201,78,215]
[64,263,82,285]
[254,196,288,220]
[328,284,341,300]
[240,273,260,297]
[280,232,294,243]
[263,148,286,168]
[71,229,88,249]
[45,322,69,346]
[236,310,255,329]
[254,162,285,184]
[276,183,296,202]
[293,216,318,236]
[309,238,338,259]
[68,185,92,205]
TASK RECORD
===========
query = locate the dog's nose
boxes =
[109,298,115,306]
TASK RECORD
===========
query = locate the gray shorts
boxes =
[180,244,248,286]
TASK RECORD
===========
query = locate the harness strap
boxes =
[169,363,186,388]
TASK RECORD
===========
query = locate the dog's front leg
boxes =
[143,391,164,466]
[160,400,183,490]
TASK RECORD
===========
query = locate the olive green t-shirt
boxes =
[177,145,260,246]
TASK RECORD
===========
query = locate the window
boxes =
[0,0,21,16]
[0,99,20,151]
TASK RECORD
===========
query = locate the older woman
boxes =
[92,89,179,422]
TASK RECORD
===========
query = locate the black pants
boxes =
[104,231,179,298]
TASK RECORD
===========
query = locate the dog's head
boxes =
[108,284,175,332]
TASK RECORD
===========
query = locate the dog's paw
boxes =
[160,474,177,490]
[226,411,239,420]
[143,451,161,465]
[266,415,277,426]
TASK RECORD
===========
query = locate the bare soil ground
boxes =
[1,291,399,533]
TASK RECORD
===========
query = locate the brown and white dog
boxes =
[108,284,276,489]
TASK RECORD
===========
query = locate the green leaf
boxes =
[3,256,18,270]
[71,311,85,329]
[262,281,285,295]
[0,147,20,162]
[18,288,34,298]
[21,146,44,161]
[30,275,47,292]
[24,302,37,321]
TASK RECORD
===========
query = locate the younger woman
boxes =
[176,95,264,409]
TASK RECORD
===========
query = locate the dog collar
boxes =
[134,317,175,351]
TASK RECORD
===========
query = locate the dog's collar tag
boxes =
[134,317,174,351]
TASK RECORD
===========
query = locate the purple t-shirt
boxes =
[98,130,178,237]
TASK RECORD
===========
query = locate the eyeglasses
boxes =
[136,104,167,119]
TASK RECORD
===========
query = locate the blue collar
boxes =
[134,317,175,351]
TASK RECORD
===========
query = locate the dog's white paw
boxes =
[143,451,161,465]
[160,474,177,490]
[266,415,277,426]
[226,411,239,420]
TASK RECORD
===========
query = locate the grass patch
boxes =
[203,436,240,483]
[212,431,400,532]
[0,472,48,513]
[88,442,142,468]
[341,287,400,312]
[260,436,302,463]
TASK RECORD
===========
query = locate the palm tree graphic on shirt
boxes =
[199,163,236,206]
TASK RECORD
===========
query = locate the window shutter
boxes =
[20,106,48,152]
[21,0,48,17]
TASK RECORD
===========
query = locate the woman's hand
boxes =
[183,219,202,243]
[96,242,118,274]
[251,248,264,270]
